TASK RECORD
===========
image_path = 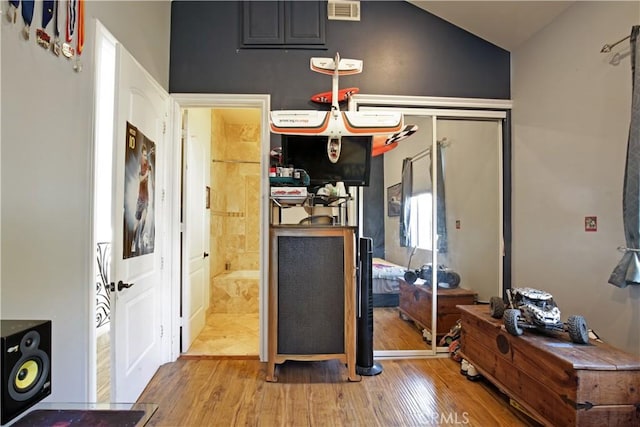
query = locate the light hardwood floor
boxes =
[97,331,110,402]
[374,307,430,350]
[138,358,537,426]
[182,307,428,357]
[138,306,537,426]
[103,306,448,406]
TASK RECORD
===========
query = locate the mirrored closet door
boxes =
[353,96,510,358]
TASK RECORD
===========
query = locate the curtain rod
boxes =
[410,138,449,163]
[601,34,631,53]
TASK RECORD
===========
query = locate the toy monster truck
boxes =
[489,287,589,344]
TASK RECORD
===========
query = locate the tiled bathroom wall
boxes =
[209,109,261,313]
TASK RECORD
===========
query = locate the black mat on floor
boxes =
[12,409,145,426]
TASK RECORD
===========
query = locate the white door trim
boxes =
[169,93,271,362]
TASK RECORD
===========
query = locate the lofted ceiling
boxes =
[407,1,575,51]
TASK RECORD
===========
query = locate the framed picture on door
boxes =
[123,122,156,259]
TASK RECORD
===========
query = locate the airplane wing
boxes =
[372,124,419,157]
[342,111,404,134]
[270,110,403,136]
[270,111,330,134]
[310,56,363,76]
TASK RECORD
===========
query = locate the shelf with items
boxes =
[269,187,310,206]
[269,192,352,226]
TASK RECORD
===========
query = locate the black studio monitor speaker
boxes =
[1,320,51,425]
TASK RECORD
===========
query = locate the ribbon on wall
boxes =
[20,0,34,39]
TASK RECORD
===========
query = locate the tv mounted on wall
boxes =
[281,135,372,187]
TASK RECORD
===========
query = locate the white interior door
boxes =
[111,44,170,402]
[181,109,210,352]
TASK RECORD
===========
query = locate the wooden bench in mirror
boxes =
[398,278,477,342]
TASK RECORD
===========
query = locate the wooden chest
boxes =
[398,279,477,340]
[458,304,640,427]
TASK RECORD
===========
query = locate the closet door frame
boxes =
[350,94,512,359]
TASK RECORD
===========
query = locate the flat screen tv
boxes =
[281,135,372,187]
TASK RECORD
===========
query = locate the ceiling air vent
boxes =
[328,0,360,21]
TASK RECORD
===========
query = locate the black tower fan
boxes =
[356,237,382,376]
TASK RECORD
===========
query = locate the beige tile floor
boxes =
[185,312,260,356]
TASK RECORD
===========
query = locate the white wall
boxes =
[512,1,640,355]
[0,1,171,402]
[438,119,501,302]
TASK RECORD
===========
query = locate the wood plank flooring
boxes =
[137,305,539,425]
[97,331,110,402]
[138,358,538,426]
[182,307,429,358]
[374,307,430,350]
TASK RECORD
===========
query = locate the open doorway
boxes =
[92,23,117,402]
[179,106,266,358]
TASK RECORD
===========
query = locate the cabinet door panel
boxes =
[242,1,325,47]
[285,1,325,45]
[242,1,284,45]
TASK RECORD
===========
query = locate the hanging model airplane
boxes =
[270,52,405,163]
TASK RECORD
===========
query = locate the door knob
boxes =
[110,280,134,292]
[204,252,210,258]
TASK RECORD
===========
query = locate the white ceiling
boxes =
[407,1,575,51]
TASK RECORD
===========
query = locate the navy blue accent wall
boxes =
[363,156,385,258]
[170,1,511,280]
[169,1,510,107]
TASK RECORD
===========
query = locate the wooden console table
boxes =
[398,279,476,341]
[458,304,640,426]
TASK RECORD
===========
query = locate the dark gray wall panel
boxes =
[277,236,345,354]
[363,156,385,258]
[169,0,511,269]
[169,1,510,109]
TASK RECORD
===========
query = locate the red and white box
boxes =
[270,187,308,204]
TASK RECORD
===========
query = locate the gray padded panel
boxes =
[277,236,344,354]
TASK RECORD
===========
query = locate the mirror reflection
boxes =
[367,114,503,354]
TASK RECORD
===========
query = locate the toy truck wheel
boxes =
[489,297,505,318]
[567,315,589,344]
[446,271,461,288]
[504,309,524,336]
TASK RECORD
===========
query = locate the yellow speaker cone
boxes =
[15,359,39,391]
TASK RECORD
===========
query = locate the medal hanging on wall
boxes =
[51,0,61,55]
[73,0,83,71]
[36,0,54,49]
[7,0,19,23]
[20,0,33,40]
[62,0,76,58]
